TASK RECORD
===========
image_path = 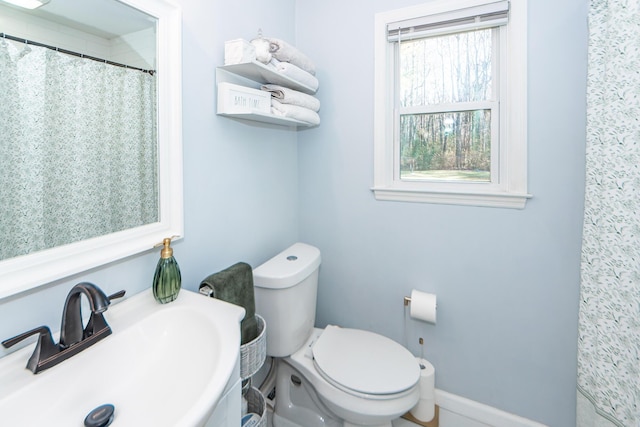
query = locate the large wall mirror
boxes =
[0,0,183,299]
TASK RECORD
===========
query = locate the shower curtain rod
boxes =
[0,32,155,75]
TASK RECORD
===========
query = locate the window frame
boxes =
[373,0,530,209]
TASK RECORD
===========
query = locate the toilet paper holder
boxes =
[404,294,437,308]
[403,290,437,324]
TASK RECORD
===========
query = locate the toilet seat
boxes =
[312,325,419,396]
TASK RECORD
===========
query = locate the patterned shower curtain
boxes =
[0,40,157,260]
[576,1,640,426]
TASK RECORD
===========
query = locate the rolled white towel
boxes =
[261,84,320,112]
[271,99,320,126]
[269,58,319,93]
[250,38,272,64]
[267,38,316,75]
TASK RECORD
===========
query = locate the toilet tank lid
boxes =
[253,243,321,289]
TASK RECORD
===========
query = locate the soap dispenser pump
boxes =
[153,237,181,304]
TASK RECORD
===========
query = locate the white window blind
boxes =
[387,0,509,41]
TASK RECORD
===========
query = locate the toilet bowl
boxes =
[253,243,420,427]
[279,327,420,426]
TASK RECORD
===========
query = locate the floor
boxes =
[265,407,420,427]
[394,419,421,427]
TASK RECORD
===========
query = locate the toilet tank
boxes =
[253,243,321,357]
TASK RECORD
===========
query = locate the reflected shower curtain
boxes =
[0,40,157,260]
[577,1,640,426]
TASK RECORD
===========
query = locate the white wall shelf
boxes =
[217,110,312,127]
[218,60,315,94]
[216,62,317,128]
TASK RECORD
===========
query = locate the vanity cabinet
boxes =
[216,61,317,128]
[204,359,241,427]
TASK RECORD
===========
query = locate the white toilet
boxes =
[253,243,420,427]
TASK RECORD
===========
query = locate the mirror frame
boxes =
[0,0,183,300]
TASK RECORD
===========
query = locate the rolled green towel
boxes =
[200,262,258,344]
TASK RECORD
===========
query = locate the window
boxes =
[373,0,530,208]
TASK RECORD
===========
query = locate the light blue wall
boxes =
[1,1,588,426]
[294,1,587,426]
[0,0,299,355]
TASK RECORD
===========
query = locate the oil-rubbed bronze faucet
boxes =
[59,282,111,349]
[2,283,125,374]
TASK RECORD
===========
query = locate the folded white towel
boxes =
[261,84,320,112]
[271,99,320,126]
[267,38,316,75]
[268,58,319,93]
[250,38,272,64]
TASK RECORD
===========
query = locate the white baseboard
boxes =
[434,389,548,427]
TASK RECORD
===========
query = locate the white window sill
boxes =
[371,187,532,209]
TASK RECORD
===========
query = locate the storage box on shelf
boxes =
[216,60,317,128]
[224,39,256,66]
[217,82,271,115]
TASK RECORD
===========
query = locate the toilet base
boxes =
[272,359,341,427]
[272,357,402,427]
[272,412,309,427]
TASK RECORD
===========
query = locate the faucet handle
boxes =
[2,326,58,374]
[2,325,54,349]
[107,290,126,301]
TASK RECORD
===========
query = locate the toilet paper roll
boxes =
[410,290,437,324]
[410,357,436,422]
[416,358,435,399]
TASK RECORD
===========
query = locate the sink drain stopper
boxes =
[84,403,115,427]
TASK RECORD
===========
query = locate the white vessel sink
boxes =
[0,289,244,426]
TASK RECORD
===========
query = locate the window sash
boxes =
[393,27,500,108]
[394,104,499,184]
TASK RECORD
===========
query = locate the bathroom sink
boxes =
[0,289,245,426]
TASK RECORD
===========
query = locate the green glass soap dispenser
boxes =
[153,237,181,304]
